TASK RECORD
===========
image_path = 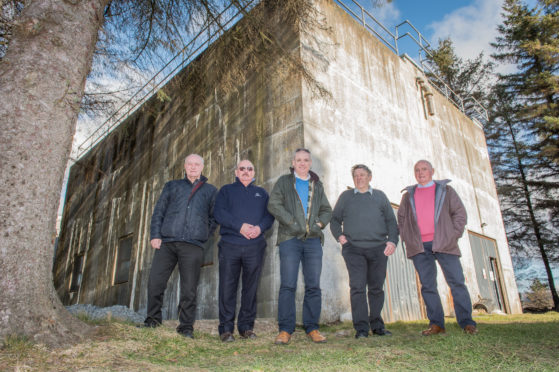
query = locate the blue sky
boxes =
[356,0,506,61]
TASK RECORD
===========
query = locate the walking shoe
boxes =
[220,332,235,342]
[421,324,446,336]
[178,330,194,339]
[136,321,160,328]
[239,330,257,339]
[307,330,327,343]
[463,325,478,335]
[372,328,392,336]
[274,331,291,345]
[355,331,369,339]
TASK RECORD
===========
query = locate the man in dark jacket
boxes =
[213,159,274,342]
[398,160,477,336]
[142,154,217,338]
[330,164,398,339]
[268,148,332,345]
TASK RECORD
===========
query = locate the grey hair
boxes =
[293,148,311,160]
[184,154,204,165]
[236,159,254,168]
[351,164,372,177]
[414,159,433,170]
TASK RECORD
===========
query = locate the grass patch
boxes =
[74,312,109,326]
[1,313,558,371]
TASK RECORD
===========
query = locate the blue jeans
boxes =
[412,241,476,329]
[278,237,323,334]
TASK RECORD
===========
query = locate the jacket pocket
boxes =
[190,215,209,241]
[160,212,179,237]
[309,221,322,235]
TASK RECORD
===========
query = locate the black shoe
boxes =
[372,328,392,336]
[220,332,235,342]
[178,330,194,339]
[239,330,257,339]
[137,321,160,328]
[355,331,369,339]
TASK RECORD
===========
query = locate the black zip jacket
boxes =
[150,175,218,248]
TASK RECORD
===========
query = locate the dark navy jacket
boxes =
[214,178,275,245]
[150,175,218,248]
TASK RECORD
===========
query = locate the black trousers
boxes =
[145,241,203,333]
[342,243,388,333]
[218,240,265,335]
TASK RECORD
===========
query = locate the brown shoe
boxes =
[307,330,327,343]
[240,330,257,339]
[463,325,478,335]
[421,324,446,336]
[274,331,291,345]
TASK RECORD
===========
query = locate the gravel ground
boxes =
[66,304,145,324]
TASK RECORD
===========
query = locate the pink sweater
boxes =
[415,184,436,242]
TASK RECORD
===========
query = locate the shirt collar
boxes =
[295,173,310,181]
[354,186,373,195]
[417,181,435,188]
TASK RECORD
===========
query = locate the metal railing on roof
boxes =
[333,0,488,124]
[76,0,256,158]
[334,0,398,54]
[77,0,488,159]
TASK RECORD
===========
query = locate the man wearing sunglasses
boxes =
[213,159,275,342]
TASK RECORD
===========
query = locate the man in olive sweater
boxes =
[330,164,399,338]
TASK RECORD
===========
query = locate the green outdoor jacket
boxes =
[268,169,332,245]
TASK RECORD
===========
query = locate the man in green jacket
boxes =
[268,148,332,345]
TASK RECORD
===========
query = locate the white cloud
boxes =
[427,0,504,60]
[370,1,401,27]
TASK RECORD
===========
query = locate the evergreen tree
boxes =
[525,278,554,310]
[491,0,559,310]
[424,38,494,122]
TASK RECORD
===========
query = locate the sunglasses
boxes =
[238,166,254,172]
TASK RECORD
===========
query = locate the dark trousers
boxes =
[278,237,323,334]
[412,241,476,329]
[342,243,388,333]
[145,241,203,333]
[218,240,266,335]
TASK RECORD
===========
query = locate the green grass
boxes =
[1,313,558,371]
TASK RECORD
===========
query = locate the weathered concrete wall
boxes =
[299,0,521,316]
[54,6,305,320]
[54,0,521,326]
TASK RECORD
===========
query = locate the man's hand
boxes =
[247,225,261,239]
[240,223,254,239]
[384,241,396,256]
[338,234,348,245]
[151,238,162,249]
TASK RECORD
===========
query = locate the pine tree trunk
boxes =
[0,0,109,347]
[506,118,559,311]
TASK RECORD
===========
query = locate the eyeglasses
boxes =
[238,166,254,172]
